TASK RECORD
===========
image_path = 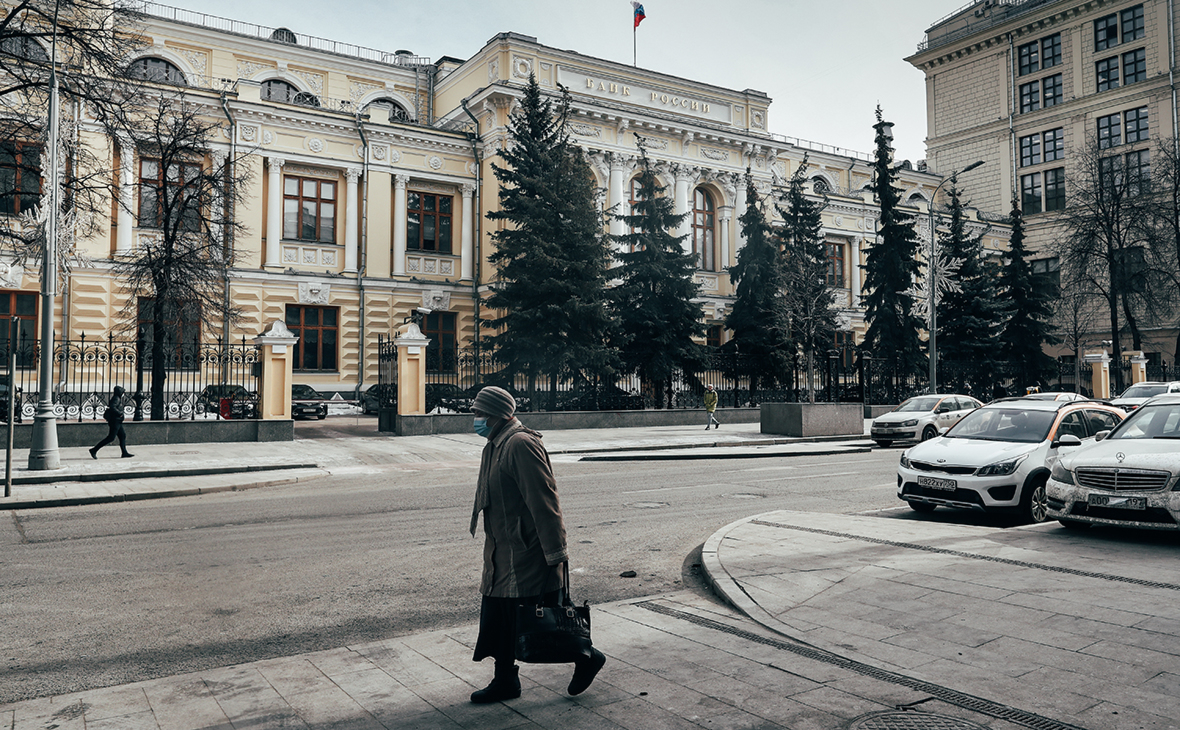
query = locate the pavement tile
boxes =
[1018,665,1180,721]
[1140,670,1180,696]
[141,678,232,730]
[883,634,1041,678]
[886,570,1015,601]
[779,604,904,642]
[281,684,385,730]
[74,685,152,721]
[406,676,523,730]
[503,684,626,730]
[1073,700,1177,730]
[690,709,791,729]
[352,641,457,687]
[800,626,940,671]
[201,667,306,728]
[592,660,733,719]
[779,685,892,722]
[302,647,379,677]
[592,696,710,730]
[11,703,86,730]
[84,709,160,730]
[328,666,434,717]
[1080,639,1180,675]
[254,657,333,696]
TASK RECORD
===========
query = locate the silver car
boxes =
[1108,381,1180,413]
[871,394,982,447]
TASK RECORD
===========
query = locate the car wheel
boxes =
[921,425,938,441]
[1058,519,1090,531]
[874,440,892,448]
[317,413,327,420]
[908,500,937,513]
[1020,476,1050,523]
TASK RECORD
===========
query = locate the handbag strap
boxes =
[561,561,573,606]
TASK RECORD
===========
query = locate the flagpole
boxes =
[633,25,636,67]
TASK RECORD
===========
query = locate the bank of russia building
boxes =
[35,6,1002,397]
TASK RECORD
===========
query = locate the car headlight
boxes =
[1050,461,1075,485]
[976,454,1027,477]
[901,419,919,427]
[900,454,911,469]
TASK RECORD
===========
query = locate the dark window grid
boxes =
[1126,150,1151,195]
[283,176,336,243]
[1123,48,1146,85]
[692,189,715,271]
[1042,33,1062,69]
[1122,5,1145,43]
[1021,173,1043,215]
[130,57,187,85]
[1097,57,1120,92]
[1044,168,1066,211]
[1020,134,1042,167]
[1031,258,1062,290]
[1042,74,1062,107]
[286,305,338,371]
[1125,106,1150,143]
[138,158,202,231]
[0,290,38,366]
[1043,128,1065,162]
[1099,155,1124,193]
[406,192,453,254]
[1020,81,1040,113]
[706,325,723,349]
[0,143,41,217]
[1098,114,1122,149]
[1095,13,1119,51]
[262,79,298,103]
[422,311,457,372]
[1018,40,1040,76]
[827,242,846,288]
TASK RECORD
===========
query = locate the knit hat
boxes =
[472,386,516,419]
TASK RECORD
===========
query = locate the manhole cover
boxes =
[851,711,987,730]
[625,501,667,509]
[725,493,765,499]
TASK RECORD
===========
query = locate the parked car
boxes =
[1047,394,1180,531]
[0,383,22,423]
[291,384,328,419]
[897,397,1125,522]
[1108,381,1180,412]
[1023,391,1087,402]
[870,394,983,447]
[197,384,257,419]
[361,383,397,414]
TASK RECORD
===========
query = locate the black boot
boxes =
[568,648,606,696]
[471,664,520,704]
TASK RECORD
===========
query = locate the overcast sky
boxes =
[161,0,962,164]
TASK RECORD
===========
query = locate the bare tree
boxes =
[110,91,251,419]
[1054,271,1103,395]
[1145,137,1180,362]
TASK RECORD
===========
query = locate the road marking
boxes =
[741,470,864,483]
[622,485,708,494]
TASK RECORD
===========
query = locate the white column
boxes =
[116,138,135,254]
[265,156,285,268]
[343,167,360,273]
[674,166,692,255]
[460,183,475,281]
[210,150,227,249]
[393,174,408,275]
[849,236,863,308]
[734,176,748,253]
[608,154,627,240]
[718,206,733,270]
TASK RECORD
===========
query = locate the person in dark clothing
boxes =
[90,386,133,459]
[468,386,605,704]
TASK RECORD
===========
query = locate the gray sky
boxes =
[163,0,961,164]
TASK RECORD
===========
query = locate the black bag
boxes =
[103,406,119,423]
[514,562,593,664]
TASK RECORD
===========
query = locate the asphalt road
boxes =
[5,447,925,704]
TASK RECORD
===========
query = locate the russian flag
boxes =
[632,2,646,28]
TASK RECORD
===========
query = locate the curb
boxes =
[581,446,872,461]
[6,461,320,486]
[549,433,871,455]
[700,513,800,638]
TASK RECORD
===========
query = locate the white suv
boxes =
[897,398,1125,522]
[1108,381,1180,413]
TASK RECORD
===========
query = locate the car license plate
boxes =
[917,476,956,491]
[1087,494,1146,510]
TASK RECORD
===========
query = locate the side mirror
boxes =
[1052,434,1083,448]
[1095,430,1110,442]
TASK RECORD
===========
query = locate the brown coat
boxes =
[475,419,568,598]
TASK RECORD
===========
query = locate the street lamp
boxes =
[927,160,984,395]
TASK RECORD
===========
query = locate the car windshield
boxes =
[1119,384,1168,399]
[1109,403,1180,439]
[292,385,321,399]
[896,396,942,413]
[944,408,1056,443]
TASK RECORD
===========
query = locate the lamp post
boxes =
[28,0,63,470]
[927,160,984,396]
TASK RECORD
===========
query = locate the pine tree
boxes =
[935,180,1002,398]
[612,150,705,408]
[726,172,791,400]
[862,107,925,377]
[998,199,1058,392]
[778,160,837,402]
[483,75,617,405]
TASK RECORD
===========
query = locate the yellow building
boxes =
[9,2,1011,400]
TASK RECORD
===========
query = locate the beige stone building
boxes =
[6,2,1011,400]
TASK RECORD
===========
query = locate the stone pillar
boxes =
[210,150,227,248]
[265,156,285,268]
[343,167,360,273]
[1127,351,1147,384]
[717,206,733,271]
[608,154,627,240]
[1084,349,1111,399]
[849,236,863,308]
[734,178,748,252]
[253,321,298,420]
[393,174,409,275]
[461,183,475,281]
[395,322,431,415]
[674,166,692,253]
[116,137,135,254]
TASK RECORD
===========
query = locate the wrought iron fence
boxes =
[0,330,260,422]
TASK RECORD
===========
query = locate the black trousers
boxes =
[94,422,127,453]
[473,590,561,664]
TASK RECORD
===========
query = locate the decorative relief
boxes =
[236,59,272,79]
[441,260,454,276]
[487,59,499,83]
[466,162,478,175]
[285,163,336,178]
[262,131,274,145]
[307,138,324,153]
[291,69,324,95]
[512,56,533,79]
[239,124,259,143]
[570,122,601,138]
[423,259,437,274]
[407,257,456,278]
[389,149,402,163]
[771,161,786,178]
[695,274,719,291]
[349,80,381,103]
[407,258,421,273]
[752,111,765,129]
[701,147,729,162]
[637,135,668,151]
[412,182,457,195]
[428,155,443,170]
[303,249,317,264]
[344,168,361,183]
[372,145,387,161]
[422,290,451,310]
[175,48,208,78]
[0,261,24,288]
[283,248,299,263]
[834,215,844,226]
[298,282,331,304]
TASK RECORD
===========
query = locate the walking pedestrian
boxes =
[467,386,605,704]
[90,386,133,459]
[703,384,721,429]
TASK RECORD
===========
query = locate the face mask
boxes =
[473,417,492,438]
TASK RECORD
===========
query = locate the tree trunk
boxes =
[1106,287,1123,394]
[1121,296,1142,351]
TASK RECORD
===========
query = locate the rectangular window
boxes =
[1096,5,1144,50]
[1020,133,1042,167]
[1031,257,1061,290]
[282,176,336,243]
[1042,74,1062,107]
[406,191,453,254]
[422,311,458,372]
[0,143,41,216]
[1095,12,1119,51]
[138,158,202,231]
[286,304,338,371]
[826,242,845,288]
[1043,128,1065,161]
[1122,48,1146,85]
[1125,106,1150,143]
[1021,172,1043,215]
[1098,113,1122,149]
[1019,81,1040,113]
[1126,149,1151,195]
[1096,56,1120,91]
[706,325,723,349]
[1044,167,1066,211]
[1041,33,1062,69]
[0,290,38,366]
[137,298,200,368]
[1018,39,1040,76]
[1122,4,1145,43]
[1099,155,1124,193]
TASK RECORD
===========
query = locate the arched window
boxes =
[270,27,298,44]
[129,57,187,86]
[0,36,48,62]
[262,79,318,107]
[811,177,830,194]
[907,192,927,204]
[692,188,715,271]
[366,98,412,123]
